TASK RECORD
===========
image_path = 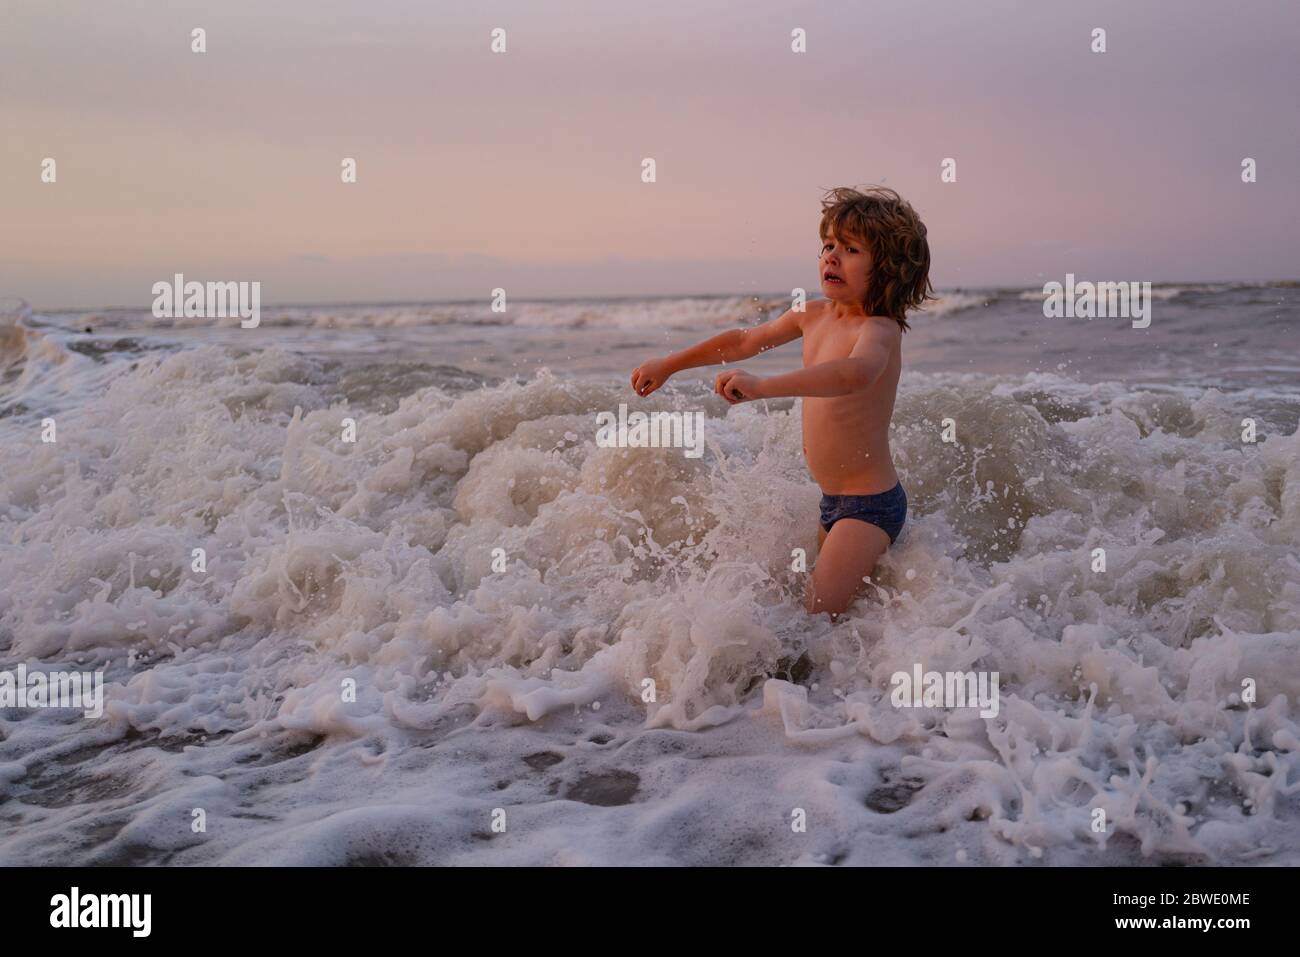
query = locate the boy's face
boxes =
[819,231,872,304]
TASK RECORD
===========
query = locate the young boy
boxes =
[629,186,934,617]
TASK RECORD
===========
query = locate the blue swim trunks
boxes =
[819,482,907,544]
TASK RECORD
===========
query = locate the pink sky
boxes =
[3,0,1297,308]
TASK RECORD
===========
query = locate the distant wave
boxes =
[916,291,990,316]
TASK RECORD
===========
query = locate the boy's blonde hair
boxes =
[819,186,935,331]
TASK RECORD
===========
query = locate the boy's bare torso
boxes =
[798,299,902,495]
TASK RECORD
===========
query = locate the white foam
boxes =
[2,337,1298,865]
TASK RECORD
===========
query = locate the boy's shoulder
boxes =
[870,312,905,336]
[776,296,829,333]
[799,297,832,324]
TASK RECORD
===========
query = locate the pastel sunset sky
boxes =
[3,0,1297,308]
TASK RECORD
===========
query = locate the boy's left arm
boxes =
[718,322,893,402]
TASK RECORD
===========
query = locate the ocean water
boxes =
[1,284,1298,866]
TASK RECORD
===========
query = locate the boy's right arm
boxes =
[631,307,804,396]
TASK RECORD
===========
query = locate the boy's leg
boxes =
[806,518,891,617]
[798,524,829,611]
